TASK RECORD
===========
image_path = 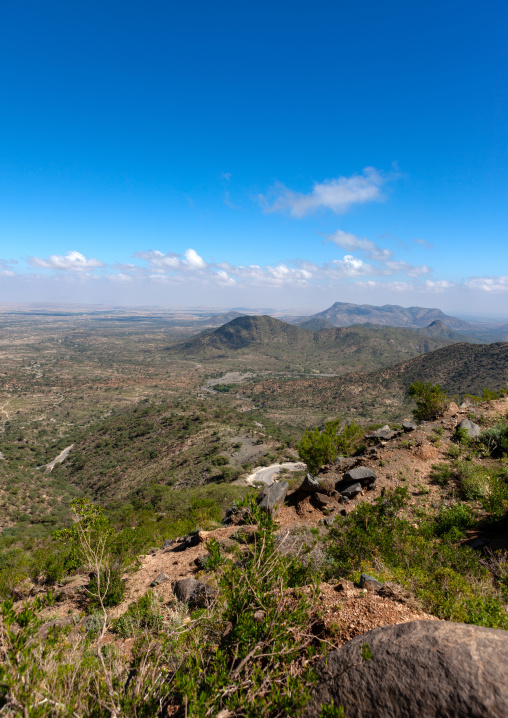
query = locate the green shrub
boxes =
[408,382,449,421]
[479,423,508,457]
[297,419,362,473]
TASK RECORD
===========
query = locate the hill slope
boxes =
[308,301,476,331]
[240,341,508,422]
[165,315,470,374]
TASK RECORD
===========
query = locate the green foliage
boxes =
[297,419,363,473]
[319,702,345,717]
[479,422,508,457]
[87,568,125,610]
[325,489,508,628]
[408,381,449,421]
[172,508,320,716]
[113,591,163,638]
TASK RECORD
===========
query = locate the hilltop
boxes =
[305,301,477,331]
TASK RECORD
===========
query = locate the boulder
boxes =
[359,573,383,591]
[151,572,170,587]
[402,421,417,432]
[339,482,362,499]
[299,473,321,492]
[305,620,508,718]
[173,578,215,606]
[457,418,481,439]
[257,480,289,515]
[365,425,395,441]
[341,466,377,487]
[163,539,173,548]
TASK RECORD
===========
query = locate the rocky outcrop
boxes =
[305,620,508,717]
[173,578,215,606]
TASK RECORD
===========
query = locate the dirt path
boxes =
[40,444,74,473]
[244,461,306,486]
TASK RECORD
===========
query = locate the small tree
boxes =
[55,498,120,638]
[408,381,448,421]
[297,419,362,473]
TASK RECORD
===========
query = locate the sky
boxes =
[1,0,508,316]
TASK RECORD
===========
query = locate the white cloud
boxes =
[28,250,103,271]
[465,276,508,292]
[383,260,431,277]
[134,250,180,270]
[183,248,206,270]
[216,270,236,286]
[327,229,393,262]
[414,238,434,249]
[425,279,455,292]
[259,167,391,217]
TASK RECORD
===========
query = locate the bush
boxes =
[408,382,449,421]
[479,423,508,457]
[297,419,362,473]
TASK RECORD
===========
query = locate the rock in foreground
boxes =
[305,620,508,718]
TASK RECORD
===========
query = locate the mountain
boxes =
[165,315,472,374]
[307,302,477,331]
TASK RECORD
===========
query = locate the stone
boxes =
[334,579,354,592]
[163,539,173,548]
[305,620,508,718]
[359,573,383,591]
[341,466,377,486]
[365,425,395,441]
[457,418,481,439]
[147,547,158,555]
[299,473,321,492]
[313,492,334,508]
[339,482,362,499]
[402,421,417,432]
[151,572,170,587]
[173,578,215,606]
[257,480,289,515]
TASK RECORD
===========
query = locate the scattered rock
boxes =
[457,418,481,439]
[223,506,250,526]
[253,610,265,622]
[365,425,395,441]
[217,537,238,552]
[147,547,158,555]
[151,572,170,587]
[257,480,289,515]
[305,620,508,718]
[37,616,77,639]
[341,467,377,487]
[163,539,173,548]
[173,578,215,606]
[339,482,362,499]
[402,421,417,432]
[334,579,354,592]
[359,573,383,592]
[377,582,411,604]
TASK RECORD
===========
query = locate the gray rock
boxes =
[402,421,417,432]
[457,418,481,439]
[173,578,215,606]
[339,482,362,499]
[151,572,170,587]
[163,539,173,548]
[305,620,508,718]
[342,466,377,486]
[299,473,321,492]
[257,480,289,515]
[365,425,395,441]
[359,573,383,591]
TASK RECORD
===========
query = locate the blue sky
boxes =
[1,0,507,315]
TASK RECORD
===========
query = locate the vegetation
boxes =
[408,381,449,421]
[297,419,363,472]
